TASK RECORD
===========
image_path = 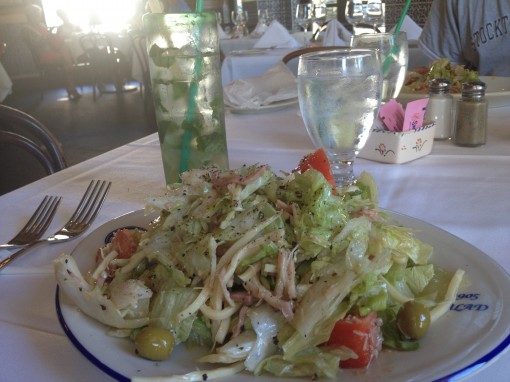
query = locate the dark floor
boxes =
[3,80,156,167]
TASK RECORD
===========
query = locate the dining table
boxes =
[221,39,430,86]
[1,99,510,382]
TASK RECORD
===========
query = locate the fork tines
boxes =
[9,195,61,244]
[68,180,112,228]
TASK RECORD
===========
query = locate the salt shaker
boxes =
[424,78,453,140]
[454,81,488,147]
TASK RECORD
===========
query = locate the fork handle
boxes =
[0,241,42,271]
[0,243,21,250]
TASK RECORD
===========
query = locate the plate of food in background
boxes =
[398,58,510,109]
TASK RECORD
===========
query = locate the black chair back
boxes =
[0,104,67,194]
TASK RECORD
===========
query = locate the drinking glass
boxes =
[295,2,316,45]
[143,13,228,185]
[351,32,408,102]
[365,0,385,31]
[298,49,382,187]
[258,8,269,26]
[231,10,249,37]
[344,0,364,28]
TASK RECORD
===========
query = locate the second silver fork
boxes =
[0,180,112,271]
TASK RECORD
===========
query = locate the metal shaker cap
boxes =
[461,81,486,99]
[428,78,451,94]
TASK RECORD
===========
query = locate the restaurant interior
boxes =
[0,0,433,195]
[2,1,510,382]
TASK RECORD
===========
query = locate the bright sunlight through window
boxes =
[41,0,141,32]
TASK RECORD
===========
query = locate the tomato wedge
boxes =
[111,229,142,259]
[295,148,335,189]
[326,312,382,368]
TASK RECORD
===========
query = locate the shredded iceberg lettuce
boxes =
[55,165,464,380]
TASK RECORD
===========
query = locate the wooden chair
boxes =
[0,104,67,195]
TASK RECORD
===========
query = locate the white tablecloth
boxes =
[221,41,429,86]
[220,37,259,55]
[1,103,510,381]
[221,48,296,85]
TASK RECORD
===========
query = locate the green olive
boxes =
[396,301,431,340]
[135,327,175,361]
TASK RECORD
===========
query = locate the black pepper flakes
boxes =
[202,373,208,381]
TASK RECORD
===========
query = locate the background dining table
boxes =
[221,39,430,86]
[1,100,510,381]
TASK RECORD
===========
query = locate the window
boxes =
[41,0,142,32]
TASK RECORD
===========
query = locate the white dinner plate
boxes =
[226,98,299,115]
[397,76,510,108]
[56,209,510,382]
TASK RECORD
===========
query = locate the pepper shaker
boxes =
[454,81,488,147]
[424,78,453,140]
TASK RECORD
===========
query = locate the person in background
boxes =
[418,0,510,76]
[23,4,81,100]
[55,9,81,39]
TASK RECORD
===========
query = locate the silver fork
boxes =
[0,195,62,249]
[0,180,112,271]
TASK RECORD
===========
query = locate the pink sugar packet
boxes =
[402,98,429,131]
[379,99,404,132]
[378,98,429,132]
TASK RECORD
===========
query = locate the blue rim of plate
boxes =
[55,286,130,382]
[54,210,510,382]
[55,278,510,382]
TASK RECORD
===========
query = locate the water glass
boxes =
[295,2,315,44]
[143,13,229,185]
[298,49,382,187]
[231,10,249,38]
[345,0,364,27]
[351,31,408,102]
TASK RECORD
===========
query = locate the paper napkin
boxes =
[390,15,422,40]
[253,20,300,49]
[223,61,297,109]
[322,20,352,47]
[218,24,230,39]
[250,21,268,38]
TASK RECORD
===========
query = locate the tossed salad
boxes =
[403,58,479,94]
[55,150,464,380]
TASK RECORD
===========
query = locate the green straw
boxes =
[382,0,412,75]
[178,0,205,176]
[393,0,412,35]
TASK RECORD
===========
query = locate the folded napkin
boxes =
[390,15,422,40]
[223,61,297,109]
[322,20,352,47]
[218,24,230,39]
[253,20,300,49]
[250,21,268,38]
